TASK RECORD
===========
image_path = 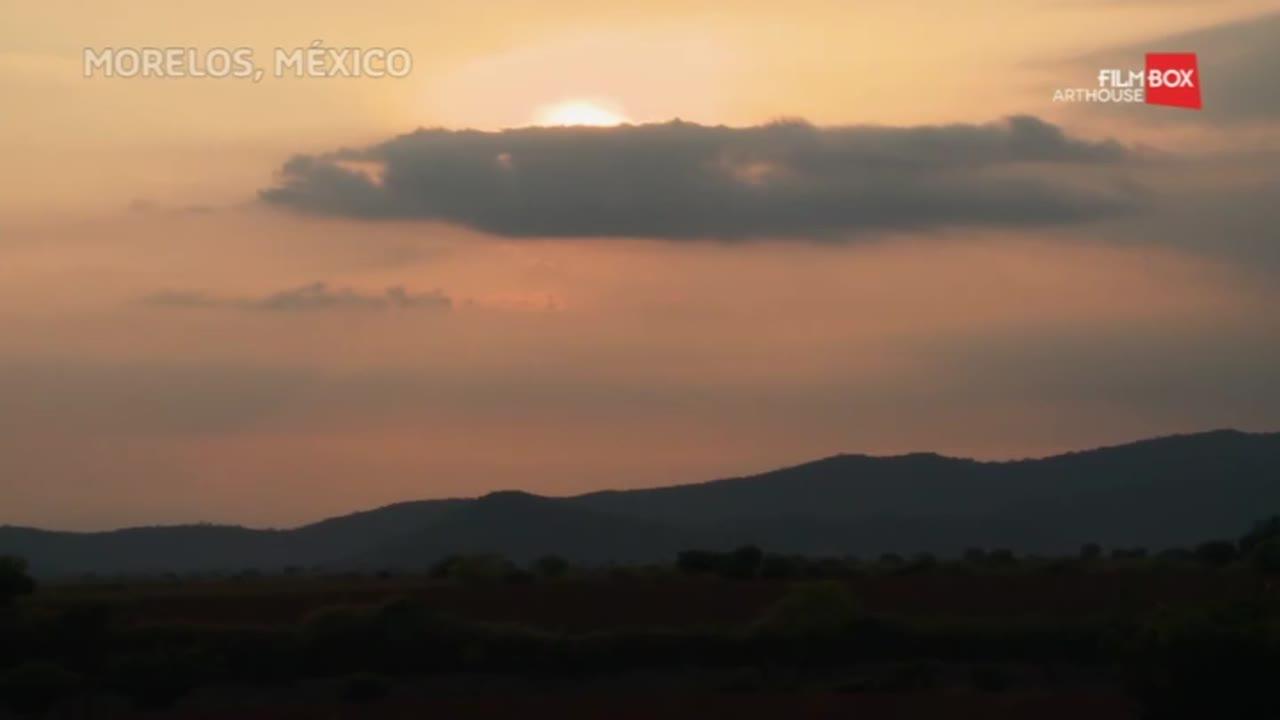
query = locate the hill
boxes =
[2,429,1278,576]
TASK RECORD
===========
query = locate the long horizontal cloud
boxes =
[144,282,451,312]
[259,116,1134,240]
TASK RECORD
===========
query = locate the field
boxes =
[35,569,1259,629]
[3,549,1278,719]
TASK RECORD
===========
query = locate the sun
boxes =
[535,100,628,127]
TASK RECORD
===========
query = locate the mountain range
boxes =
[3,429,1278,577]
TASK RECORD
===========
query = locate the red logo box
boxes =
[1145,53,1201,109]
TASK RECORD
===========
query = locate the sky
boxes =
[1,0,1278,530]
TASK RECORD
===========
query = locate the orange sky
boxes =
[1,0,1278,529]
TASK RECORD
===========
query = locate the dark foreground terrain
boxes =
[3,529,1280,719]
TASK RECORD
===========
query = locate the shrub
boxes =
[676,549,717,574]
[1111,547,1149,560]
[1249,538,1280,575]
[1239,515,1280,555]
[1040,558,1082,575]
[755,581,859,636]
[49,603,116,662]
[1156,547,1194,566]
[430,554,517,583]
[532,554,570,579]
[986,549,1017,566]
[1123,607,1278,718]
[300,605,377,672]
[676,546,764,579]
[837,661,941,693]
[218,628,301,687]
[1193,540,1238,568]
[108,651,200,710]
[0,661,80,716]
[759,554,802,579]
[0,557,35,606]
[809,557,856,578]
[728,545,764,579]
[339,672,391,704]
[909,553,938,570]
[970,664,1011,692]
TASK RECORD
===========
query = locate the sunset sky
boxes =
[2,0,1278,530]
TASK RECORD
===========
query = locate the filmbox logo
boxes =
[1052,52,1201,110]
[1144,53,1201,109]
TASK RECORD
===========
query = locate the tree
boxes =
[1158,547,1193,563]
[759,554,801,579]
[987,548,1017,566]
[1250,538,1280,575]
[1112,547,1149,560]
[532,554,570,579]
[1194,540,1238,568]
[431,554,516,583]
[727,545,764,579]
[676,546,764,579]
[1079,543,1103,562]
[676,549,719,574]
[1240,516,1280,555]
[878,553,905,567]
[909,553,938,572]
[0,556,35,606]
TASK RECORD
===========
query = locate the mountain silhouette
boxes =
[3,429,1278,576]
[358,491,702,566]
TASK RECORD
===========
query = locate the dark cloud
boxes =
[143,282,451,312]
[259,116,1134,240]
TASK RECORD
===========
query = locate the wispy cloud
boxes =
[143,282,452,312]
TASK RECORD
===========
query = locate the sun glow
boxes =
[535,100,628,127]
